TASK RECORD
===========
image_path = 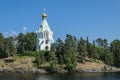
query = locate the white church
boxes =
[36,10,54,51]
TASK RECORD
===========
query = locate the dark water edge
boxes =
[0,72,120,80]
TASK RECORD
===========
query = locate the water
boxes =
[0,72,120,80]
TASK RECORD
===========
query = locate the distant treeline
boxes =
[0,32,120,71]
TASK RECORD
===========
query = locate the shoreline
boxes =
[0,68,120,74]
[0,68,48,74]
[0,56,120,74]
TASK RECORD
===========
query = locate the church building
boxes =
[36,10,54,51]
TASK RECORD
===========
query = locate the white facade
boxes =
[36,10,54,51]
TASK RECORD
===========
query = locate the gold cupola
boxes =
[42,9,47,20]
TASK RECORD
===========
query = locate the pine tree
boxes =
[110,40,120,68]
[64,34,77,71]
[56,38,65,64]
[77,37,86,63]
[36,51,45,67]
[0,33,6,58]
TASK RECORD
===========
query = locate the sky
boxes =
[0,0,120,43]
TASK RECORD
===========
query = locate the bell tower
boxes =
[36,9,54,51]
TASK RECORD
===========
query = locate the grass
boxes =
[0,56,36,69]
[0,56,120,72]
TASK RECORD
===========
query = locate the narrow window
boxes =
[46,40,48,44]
[45,46,49,51]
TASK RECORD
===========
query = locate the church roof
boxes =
[37,10,51,33]
[39,19,51,32]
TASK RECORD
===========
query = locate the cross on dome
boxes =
[42,8,47,20]
[43,8,46,12]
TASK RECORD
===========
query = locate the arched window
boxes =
[43,30,49,38]
[45,46,49,51]
[46,31,49,38]
[39,45,40,50]
[43,32,45,38]
[46,40,48,44]
[40,33,43,38]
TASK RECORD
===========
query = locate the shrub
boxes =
[22,51,37,57]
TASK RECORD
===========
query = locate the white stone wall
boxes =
[36,18,54,51]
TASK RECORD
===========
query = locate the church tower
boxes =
[36,9,54,51]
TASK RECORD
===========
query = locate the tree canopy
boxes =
[0,32,120,69]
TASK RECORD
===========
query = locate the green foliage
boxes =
[104,49,113,65]
[77,37,87,63]
[4,37,17,57]
[96,38,108,48]
[110,40,120,68]
[47,60,58,72]
[56,38,65,64]
[36,51,45,67]
[47,51,57,62]
[64,49,77,71]
[17,32,36,54]
[24,32,36,51]
[17,33,25,54]
[64,34,77,71]
[0,33,16,58]
[0,31,120,71]
[22,51,37,57]
[0,33,6,58]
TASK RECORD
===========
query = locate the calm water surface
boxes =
[0,72,120,80]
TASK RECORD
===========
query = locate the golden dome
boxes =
[42,9,47,20]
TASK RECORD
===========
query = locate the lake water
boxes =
[0,72,120,80]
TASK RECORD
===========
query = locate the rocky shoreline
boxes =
[0,67,120,74]
[0,56,120,74]
[0,68,48,74]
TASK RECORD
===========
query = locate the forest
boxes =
[0,32,120,72]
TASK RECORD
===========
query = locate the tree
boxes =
[104,48,113,66]
[17,32,36,54]
[24,32,36,51]
[17,33,25,54]
[87,42,98,59]
[86,37,94,58]
[96,38,111,62]
[4,37,17,57]
[110,40,120,68]
[64,49,77,71]
[48,51,58,72]
[96,38,104,47]
[64,34,77,71]
[77,37,86,63]
[36,51,45,67]
[0,33,6,58]
[96,38,108,48]
[56,38,65,64]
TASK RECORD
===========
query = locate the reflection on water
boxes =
[0,72,120,80]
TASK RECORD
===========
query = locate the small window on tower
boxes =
[45,46,49,51]
[46,31,49,38]
[44,30,49,38]
[39,45,40,50]
[46,40,48,44]
[40,33,43,38]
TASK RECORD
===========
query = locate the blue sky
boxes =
[0,0,120,42]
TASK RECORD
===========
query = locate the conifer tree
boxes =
[77,37,86,63]
[56,38,65,64]
[64,34,77,71]
[0,33,6,58]
[47,44,58,72]
[110,40,120,68]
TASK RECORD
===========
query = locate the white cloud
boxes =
[3,31,17,38]
[10,31,17,37]
[4,32,9,38]
[22,26,27,34]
